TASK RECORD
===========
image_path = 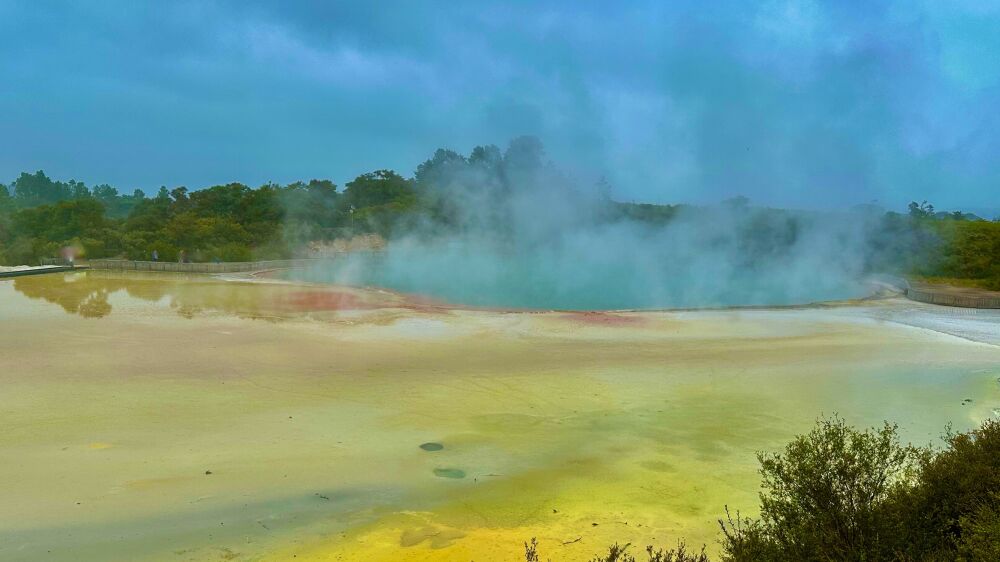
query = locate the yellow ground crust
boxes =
[1,272,998,562]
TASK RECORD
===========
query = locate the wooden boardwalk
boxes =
[87,258,322,274]
[906,283,1000,309]
[0,266,84,279]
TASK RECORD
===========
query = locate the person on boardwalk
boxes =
[151,249,159,262]
[178,250,186,263]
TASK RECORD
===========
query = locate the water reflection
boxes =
[9,271,398,320]
[12,273,126,318]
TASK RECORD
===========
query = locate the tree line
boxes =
[0,167,412,263]
[0,136,997,289]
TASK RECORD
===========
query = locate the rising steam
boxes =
[294,138,875,310]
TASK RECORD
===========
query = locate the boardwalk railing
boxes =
[906,287,1000,309]
[0,265,80,279]
[87,258,323,274]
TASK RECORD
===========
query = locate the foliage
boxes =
[521,417,1000,562]
[0,181,13,211]
[957,498,1000,561]
[929,220,1000,289]
[908,200,935,219]
[341,170,418,236]
[720,417,921,561]
[887,419,1000,560]
[610,202,683,224]
[643,544,711,562]
[718,417,1000,561]
[523,539,709,562]
[1,142,998,283]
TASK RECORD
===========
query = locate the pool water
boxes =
[275,251,868,310]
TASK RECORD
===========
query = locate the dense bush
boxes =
[526,417,1000,562]
[929,220,1000,290]
[718,417,922,561]
[888,420,1000,560]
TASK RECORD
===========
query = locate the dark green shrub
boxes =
[957,497,1000,560]
[523,418,1000,561]
[889,419,1000,560]
[720,416,920,561]
[523,539,709,562]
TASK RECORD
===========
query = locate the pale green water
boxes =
[274,251,868,310]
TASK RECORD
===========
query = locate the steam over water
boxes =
[282,249,866,310]
[281,209,872,310]
[285,139,875,310]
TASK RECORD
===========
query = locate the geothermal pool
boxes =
[275,252,869,310]
[1,271,999,562]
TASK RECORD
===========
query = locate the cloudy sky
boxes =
[1,1,998,212]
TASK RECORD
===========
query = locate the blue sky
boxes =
[1,1,998,212]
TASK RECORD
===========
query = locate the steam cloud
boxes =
[293,138,875,310]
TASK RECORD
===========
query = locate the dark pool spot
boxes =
[419,442,444,452]
[433,468,465,479]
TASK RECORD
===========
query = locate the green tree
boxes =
[468,143,502,171]
[342,170,415,209]
[908,200,935,219]
[889,419,1000,560]
[11,170,72,207]
[0,181,12,212]
[341,170,417,235]
[12,198,107,241]
[501,135,546,189]
[720,417,920,561]
[415,148,468,187]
